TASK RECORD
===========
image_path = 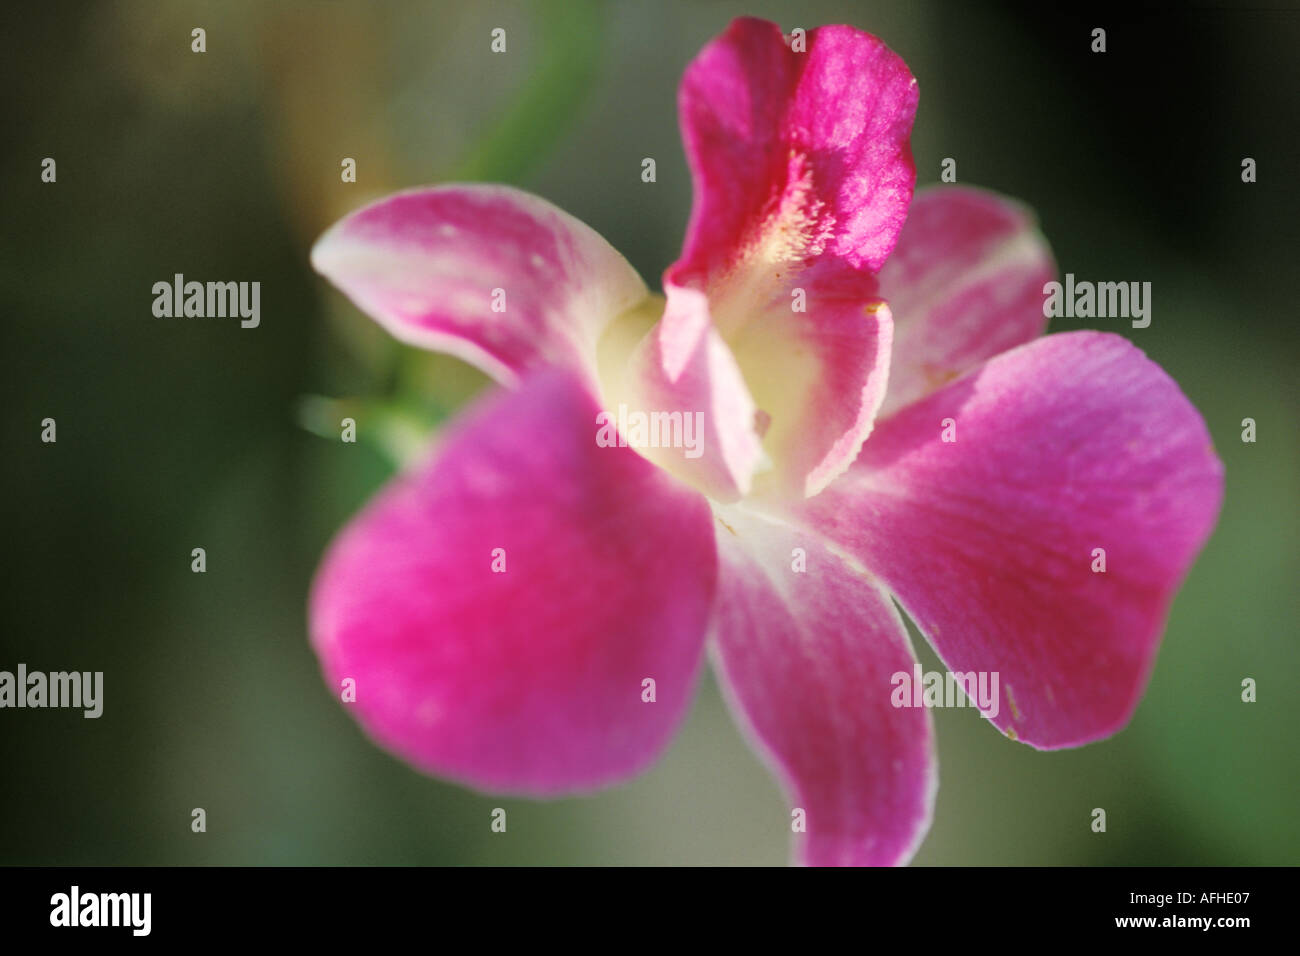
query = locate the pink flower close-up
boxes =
[307,17,1223,865]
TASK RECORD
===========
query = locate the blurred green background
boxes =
[3,0,1296,865]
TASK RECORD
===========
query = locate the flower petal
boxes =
[877,186,1057,417]
[670,18,918,496]
[711,506,936,866]
[310,370,717,794]
[311,185,648,385]
[803,332,1224,748]
[674,18,919,285]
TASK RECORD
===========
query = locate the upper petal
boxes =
[311,185,648,386]
[669,18,919,497]
[310,370,717,794]
[711,506,936,865]
[877,185,1057,417]
[674,18,919,286]
[802,332,1224,748]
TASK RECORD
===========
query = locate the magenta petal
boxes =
[804,332,1225,748]
[311,185,648,385]
[310,371,717,794]
[674,18,918,284]
[669,18,917,496]
[877,186,1057,417]
[711,508,936,866]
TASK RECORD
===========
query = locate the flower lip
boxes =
[661,16,920,499]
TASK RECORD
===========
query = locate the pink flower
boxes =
[308,18,1223,865]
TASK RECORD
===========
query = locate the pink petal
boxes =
[311,185,648,385]
[674,18,919,284]
[877,186,1057,417]
[310,370,717,794]
[711,507,936,866]
[803,332,1224,748]
[669,18,918,496]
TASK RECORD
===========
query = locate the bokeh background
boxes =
[3,0,1296,865]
